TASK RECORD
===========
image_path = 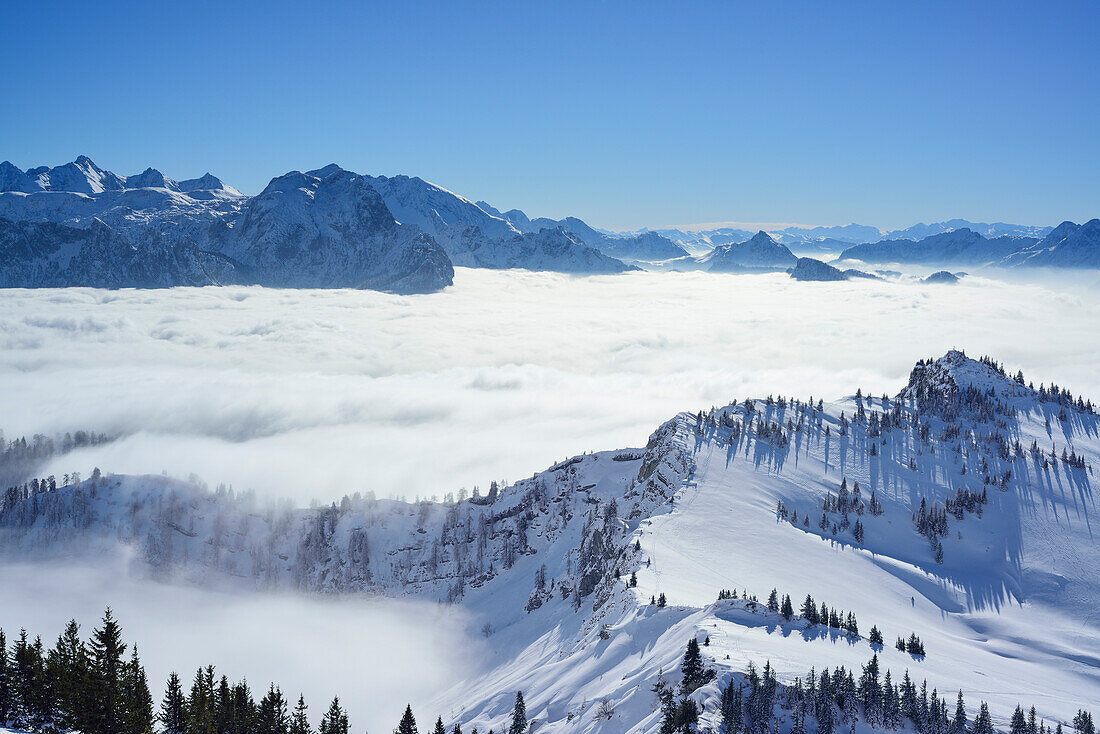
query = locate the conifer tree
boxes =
[680,637,707,695]
[972,702,995,734]
[882,670,901,729]
[0,629,9,726]
[319,697,348,734]
[658,684,677,734]
[9,629,35,730]
[396,704,419,734]
[290,694,311,734]
[214,676,235,734]
[187,666,215,734]
[1007,704,1025,734]
[86,608,128,734]
[434,716,447,734]
[719,681,742,734]
[677,698,699,734]
[256,684,289,734]
[858,654,882,726]
[780,594,794,621]
[121,645,154,734]
[816,673,834,734]
[509,691,527,734]
[949,691,967,734]
[160,672,187,734]
[232,679,257,733]
[801,595,818,624]
[49,619,88,732]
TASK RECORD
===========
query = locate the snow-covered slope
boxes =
[599,231,689,262]
[440,225,638,273]
[838,229,1039,267]
[788,257,848,281]
[2,350,1097,732]
[885,220,1052,242]
[359,173,521,241]
[331,173,639,274]
[220,168,454,293]
[0,217,240,288]
[703,232,799,272]
[1004,219,1100,268]
[479,207,687,263]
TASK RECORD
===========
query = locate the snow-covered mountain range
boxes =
[4,158,1095,287]
[656,231,800,272]
[836,222,1100,269]
[0,158,649,293]
[640,220,1057,257]
[702,232,799,271]
[3,350,1097,733]
[0,159,455,293]
[477,202,690,263]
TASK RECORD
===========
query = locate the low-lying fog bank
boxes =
[0,267,1096,502]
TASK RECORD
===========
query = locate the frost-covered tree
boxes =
[972,702,995,734]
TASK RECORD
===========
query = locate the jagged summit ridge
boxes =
[0,158,643,288]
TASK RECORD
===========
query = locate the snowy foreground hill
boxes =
[2,351,1098,733]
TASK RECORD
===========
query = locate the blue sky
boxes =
[2,1,1097,231]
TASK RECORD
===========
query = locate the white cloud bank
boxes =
[0,267,1096,503]
[0,559,480,734]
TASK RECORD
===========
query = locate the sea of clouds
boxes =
[0,267,1097,504]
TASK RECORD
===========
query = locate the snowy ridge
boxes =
[480,207,689,263]
[1004,219,1100,268]
[2,352,1099,731]
[0,158,643,287]
[626,221,1052,258]
[0,159,453,293]
[838,222,1100,269]
[438,225,639,273]
[356,178,638,273]
[700,232,799,272]
[837,230,1040,267]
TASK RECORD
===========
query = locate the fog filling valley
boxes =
[1,266,1099,730]
[1,267,1097,503]
[0,560,478,734]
